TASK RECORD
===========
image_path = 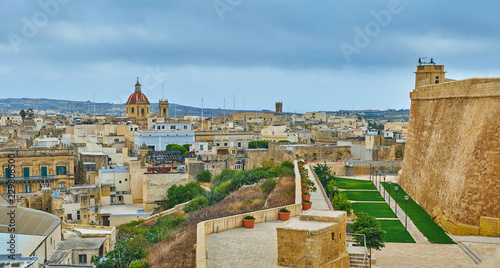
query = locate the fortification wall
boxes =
[399,78,500,236]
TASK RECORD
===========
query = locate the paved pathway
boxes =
[206,220,285,268]
[305,164,331,210]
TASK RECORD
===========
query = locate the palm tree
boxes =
[19,110,26,123]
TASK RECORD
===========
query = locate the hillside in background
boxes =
[0,98,409,121]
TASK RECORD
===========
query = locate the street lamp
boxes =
[388,181,392,207]
[404,195,409,231]
[369,163,372,181]
[394,186,399,216]
[332,186,338,209]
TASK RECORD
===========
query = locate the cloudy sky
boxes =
[1,0,499,112]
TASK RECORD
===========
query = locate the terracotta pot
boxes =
[302,194,311,201]
[336,159,341,162]
[305,161,309,164]
[313,159,318,163]
[243,218,255,229]
[380,158,384,161]
[279,211,291,221]
[396,158,401,161]
[302,202,312,210]
[301,188,309,194]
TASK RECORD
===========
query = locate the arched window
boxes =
[141,108,145,115]
[131,107,135,113]
[163,108,166,115]
[235,160,243,170]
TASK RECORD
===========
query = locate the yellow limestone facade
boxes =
[399,67,500,236]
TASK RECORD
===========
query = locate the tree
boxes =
[248,140,270,149]
[19,110,26,123]
[260,177,277,194]
[332,191,352,215]
[165,144,188,155]
[165,182,204,208]
[351,212,385,268]
[196,170,212,183]
[182,143,191,152]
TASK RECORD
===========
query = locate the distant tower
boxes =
[275,102,283,114]
[159,99,169,119]
[414,58,446,89]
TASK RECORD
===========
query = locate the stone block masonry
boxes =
[400,78,500,236]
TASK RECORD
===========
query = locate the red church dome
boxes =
[126,79,150,104]
[127,92,149,103]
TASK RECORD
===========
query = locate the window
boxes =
[77,211,81,221]
[50,237,52,245]
[200,145,204,150]
[170,125,176,130]
[163,108,166,115]
[238,142,241,148]
[24,185,30,193]
[67,214,72,220]
[42,184,48,189]
[56,166,67,175]
[235,160,243,170]
[118,196,123,202]
[5,167,11,178]
[157,126,161,130]
[131,107,135,113]
[23,167,30,178]
[41,166,47,177]
[125,179,128,181]
[59,183,65,188]
[435,76,439,79]
[119,180,122,184]
[78,254,87,264]
[162,125,165,129]
[184,125,187,129]
[224,143,228,146]
[216,143,220,147]
[141,108,145,115]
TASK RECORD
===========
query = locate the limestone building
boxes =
[399,62,500,236]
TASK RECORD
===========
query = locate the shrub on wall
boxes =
[260,177,278,194]
[196,170,212,183]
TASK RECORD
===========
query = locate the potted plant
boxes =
[279,208,291,221]
[302,200,312,210]
[302,192,311,201]
[301,187,309,194]
[313,153,318,163]
[336,151,343,162]
[243,199,256,229]
[243,215,255,228]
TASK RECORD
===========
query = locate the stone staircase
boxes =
[347,247,376,268]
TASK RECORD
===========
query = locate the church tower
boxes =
[126,78,150,119]
[159,99,169,119]
[414,58,446,89]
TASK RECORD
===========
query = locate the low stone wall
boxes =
[433,208,500,236]
[142,201,189,225]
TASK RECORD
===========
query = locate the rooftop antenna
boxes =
[201,97,204,131]
[93,92,96,119]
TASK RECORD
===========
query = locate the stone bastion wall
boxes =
[399,78,500,236]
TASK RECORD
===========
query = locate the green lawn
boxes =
[344,190,385,201]
[336,177,377,190]
[381,182,455,244]
[352,203,397,218]
[379,220,416,243]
